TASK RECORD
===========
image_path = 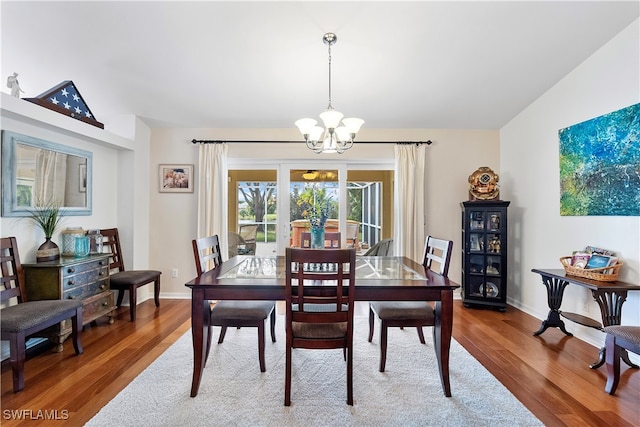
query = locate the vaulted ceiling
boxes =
[1,1,638,130]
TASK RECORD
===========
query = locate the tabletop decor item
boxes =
[61,227,85,257]
[561,245,621,282]
[298,188,334,249]
[28,199,65,262]
[468,167,500,201]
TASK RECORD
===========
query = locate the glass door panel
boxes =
[228,170,277,257]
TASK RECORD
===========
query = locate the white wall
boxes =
[149,127,499,299]
[500,19,640,348]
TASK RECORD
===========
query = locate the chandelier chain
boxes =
[327,40,333,110]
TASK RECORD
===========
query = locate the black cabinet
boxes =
[461,200,510,311]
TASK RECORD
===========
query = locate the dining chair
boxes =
[604,325,640,395]
[363,238,394,256]
[300,231,341,248]
[0,236,83,392]
[368,236,453,372]
[239,224,258,254]
[100,228,161,322]
[345,222,359,248]
[192,235,276,372]
[284,247,357,406]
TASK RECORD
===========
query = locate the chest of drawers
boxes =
[22,254,116,351]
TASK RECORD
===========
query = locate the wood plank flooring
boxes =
[2,299,638,426]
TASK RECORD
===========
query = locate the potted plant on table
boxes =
[298,187,334,249]
[28,199,65,262]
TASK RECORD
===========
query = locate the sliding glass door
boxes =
[228,163,393,256]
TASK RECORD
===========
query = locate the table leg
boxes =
[589,289,638,369]
[190,289,210,397]
[433,289,453,397]
[533,274,573,336]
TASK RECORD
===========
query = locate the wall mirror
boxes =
[2,130,92,217]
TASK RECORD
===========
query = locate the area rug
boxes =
[87,317,542,427]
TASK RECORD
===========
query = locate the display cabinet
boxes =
[22,254,115,351]
[461,200,510,310]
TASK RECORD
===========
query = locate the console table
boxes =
[531,268,640,369]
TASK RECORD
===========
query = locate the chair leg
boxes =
[116,289,125,307]
[605,333,621,395]
[128,286,137,322]
[270,309,277,342]
[258,321,266,372]
[71,309,84,355]
[368,306,375,342]
[347,343,354,405]
[379,321,388,372]
[284,339,292,406]
[416,327,426,344]
[218,326,228,343]
[9,331,26,393]
[154,278,161,307]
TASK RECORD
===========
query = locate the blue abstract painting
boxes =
[559,103,640,216]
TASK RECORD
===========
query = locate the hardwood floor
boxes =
[2,299,638,426]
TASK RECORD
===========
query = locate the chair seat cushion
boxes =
[1,300,82,333]
[370,301,435,321]
[210,300,274,321]
[604,325,640,348]
[110,270,161,288]
[292,321,347,339]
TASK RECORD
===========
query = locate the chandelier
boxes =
[295,33,364,154]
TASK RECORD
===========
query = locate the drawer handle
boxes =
[99,284,106,290]
[67,267,76,274]
[67,280,75,286]
[102,301,109,307]
[99,272,106,276]
[68,295,76,300]
[99,260,107,266]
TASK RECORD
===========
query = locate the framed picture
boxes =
[79,164,87,193]
[159,164,193,193]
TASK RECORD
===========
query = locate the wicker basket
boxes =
[560,256,622,282]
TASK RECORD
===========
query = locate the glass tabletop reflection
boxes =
[218,256,427,281]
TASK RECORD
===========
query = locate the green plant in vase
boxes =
[298,187,334,248]
[28,199,65,262]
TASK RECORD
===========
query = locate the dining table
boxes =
[185,255,461,398]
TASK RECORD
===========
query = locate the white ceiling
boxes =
[1,1,638,130]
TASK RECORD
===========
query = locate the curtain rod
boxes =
[191,139,432,145]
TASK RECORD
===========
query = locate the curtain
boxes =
[196,143,229,259]
[34,150,66,204]
[393,143,427,261]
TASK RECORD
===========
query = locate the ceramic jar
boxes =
[61,227,85,256]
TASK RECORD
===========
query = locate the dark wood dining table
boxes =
[185,255,460,398]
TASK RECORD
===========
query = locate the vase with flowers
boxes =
[28,199,65,262]
[299,188,334,249]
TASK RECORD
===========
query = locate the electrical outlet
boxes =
[171,268,178,278]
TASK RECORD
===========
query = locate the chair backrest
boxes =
[239,224,258,243]
[228,231,245,258]
[345,223,359,248]
[300,231,341,248]
[192,235,223,277]
[423,236,453,277]
[0,237,26,304]
[364,238,393,256]
[100,228,127,273]
[285,248,356,342]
